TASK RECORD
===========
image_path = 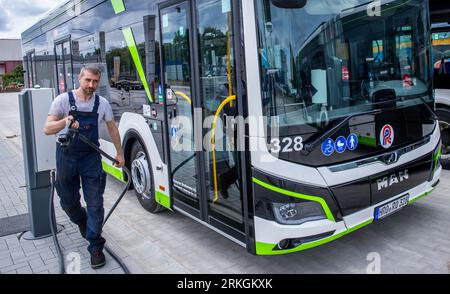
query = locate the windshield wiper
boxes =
[418,96,439,120]
[302,108,385,155]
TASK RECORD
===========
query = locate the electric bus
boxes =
[22,0,441,255]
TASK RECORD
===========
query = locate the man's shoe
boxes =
[90,251,106,269]
[78,218,87,239]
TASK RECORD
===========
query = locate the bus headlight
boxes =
[272,202,326,225]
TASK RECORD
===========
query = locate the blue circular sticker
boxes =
[322,138,335,156]
[335,136,347,154]
[347,133,359,151]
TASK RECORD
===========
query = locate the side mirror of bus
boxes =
[271,0,307,9]
[439,57,450,74]
[434,56,450,89]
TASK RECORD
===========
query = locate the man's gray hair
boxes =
[79,65,102,77]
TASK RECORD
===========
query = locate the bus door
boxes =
[25,50,36,88]
[160,0,245,242]
[54,38,74,94]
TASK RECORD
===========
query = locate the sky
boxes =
[0,0,63,39]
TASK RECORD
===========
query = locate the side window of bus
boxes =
[34,49,55,89]
[434,57,450,90]
[72,34,102,90]
[105,29,138,120]
[55,40,74,93]
[23,35,55,89]
[104,20,159,121]
[197,0,236,115]
[432,31,450,90]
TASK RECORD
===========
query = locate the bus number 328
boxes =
[270,137,304,154]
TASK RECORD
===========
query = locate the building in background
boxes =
[0,39,23,91]
[0,39,22,75]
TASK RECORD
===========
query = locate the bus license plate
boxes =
[374,195,409,221]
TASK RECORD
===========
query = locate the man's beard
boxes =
[83,88,95,95]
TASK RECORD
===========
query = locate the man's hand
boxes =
[115,152,125,168]
[45,115,77,136]
[66,115,80,130]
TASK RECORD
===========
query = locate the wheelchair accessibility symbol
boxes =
[322,138,335,156]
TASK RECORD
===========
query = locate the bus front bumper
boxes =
[254,165,441,255]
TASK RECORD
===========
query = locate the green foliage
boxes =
[2,65,24,87]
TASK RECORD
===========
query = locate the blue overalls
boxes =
[55,91,107,254]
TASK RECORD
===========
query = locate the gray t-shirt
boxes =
[48,91,114,124]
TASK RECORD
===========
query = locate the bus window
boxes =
[255,0,432,141]
[55,39,74,94]
[72,33,102,90]
[432,30,450,90]
[26,50,36,88]
[63,41,74,92]
[105,22,151,119]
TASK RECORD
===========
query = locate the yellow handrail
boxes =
[211,27,234,204]
[211,95,236,204]
[174,91,192,106]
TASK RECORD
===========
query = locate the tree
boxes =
[2,65,24,87]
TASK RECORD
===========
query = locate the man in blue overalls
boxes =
[44,66,125,269]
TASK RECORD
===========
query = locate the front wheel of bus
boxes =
[437,107,450,170]
[130,141,165,213]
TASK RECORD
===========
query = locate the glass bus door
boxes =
[161,1,200,216]
[160,0,245,241]
[55,38,74,94]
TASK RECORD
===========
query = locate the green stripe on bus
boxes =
[156,191,171,209]
[102,161,125,182]
[434,148,442,172]
[111,0,125,14]
[122,27,153,103]
[408,188,435,205]
[255,219,373,255]
[358,136,377,148]
[252,177,336,222]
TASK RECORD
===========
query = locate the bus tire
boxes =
[130,141,165,213]
[437,107,450,170]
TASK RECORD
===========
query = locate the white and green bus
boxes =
[22,0,441,255]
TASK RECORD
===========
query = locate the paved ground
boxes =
[0,92,449,274]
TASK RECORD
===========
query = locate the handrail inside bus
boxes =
[174,90,192,105]
[211,95,236,204]
[211,28,234,204]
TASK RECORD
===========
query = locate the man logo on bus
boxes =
[380,125,394,149]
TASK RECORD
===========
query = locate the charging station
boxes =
[18,88,62,240]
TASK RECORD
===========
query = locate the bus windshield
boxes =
[255,0,432,137]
